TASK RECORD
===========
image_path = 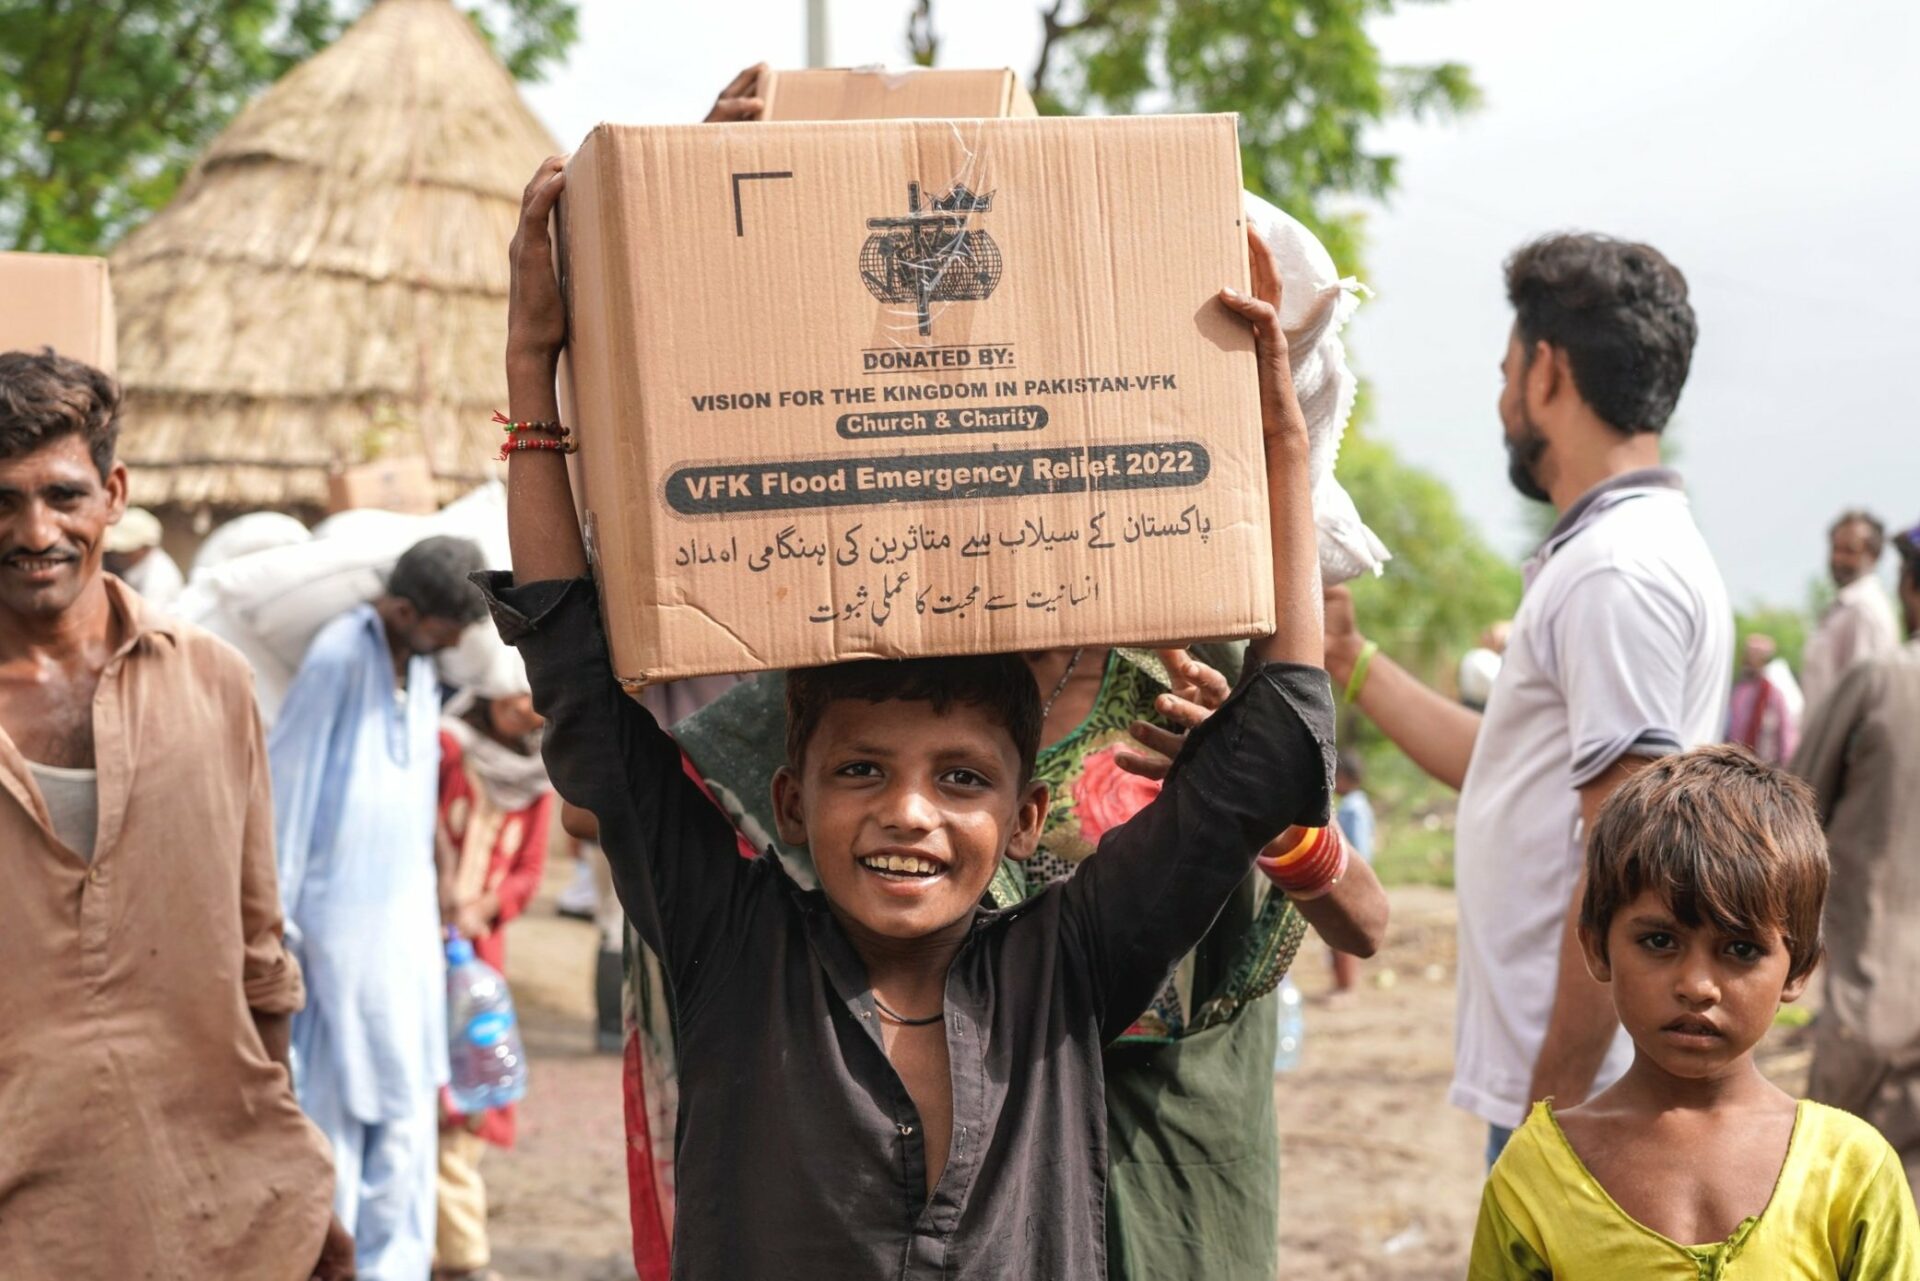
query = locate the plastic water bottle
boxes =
[1273,978,1305,1073]
[446,933,528,1113]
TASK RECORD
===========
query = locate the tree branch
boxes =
[906,0,937,67]
[40,0,102,136]
[65,0,141,135]
[1030,0,1116,102]
[145,6,237,134]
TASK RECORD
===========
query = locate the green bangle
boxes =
[1343,640,1379,706]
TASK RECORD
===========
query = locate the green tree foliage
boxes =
[910,0,1509,673]
[909,0,1478,271]
[1734,604,1812,677]
[0,0,577,254]
[906,2,1496,881]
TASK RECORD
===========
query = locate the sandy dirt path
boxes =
[485,869,1813,1279]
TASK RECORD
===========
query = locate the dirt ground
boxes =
[484,864,1814,1279]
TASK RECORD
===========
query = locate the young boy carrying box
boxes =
[1471,746,1920,1277]
[486,156,1336,1278]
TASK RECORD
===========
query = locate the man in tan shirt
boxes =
[0,349,351,1279]
[1801,509,1902,713]
[1798,520,1920,1197]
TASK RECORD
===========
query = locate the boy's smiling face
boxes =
[773,697,1049,944]
[1582,888,1810,1080]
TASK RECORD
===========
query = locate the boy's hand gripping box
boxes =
[558,114,1272,687]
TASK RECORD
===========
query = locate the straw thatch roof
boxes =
[111,0,559,510]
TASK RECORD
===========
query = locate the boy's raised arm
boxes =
[1062,232,1336,1039]
[482,157,758,1005]
[505,155,589,586]
[1218,228,1323,670]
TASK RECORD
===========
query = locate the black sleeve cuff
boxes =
[1253,662,1338,829]
[1173,659,1336,831]
[469,571,591,645]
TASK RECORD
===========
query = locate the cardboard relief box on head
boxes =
[0,252,116,372]
[759,66,1039,121]
[557,113,1271,687]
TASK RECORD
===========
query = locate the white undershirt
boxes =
[28,761,99,861]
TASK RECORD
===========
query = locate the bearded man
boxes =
[1320,236,1733,1166]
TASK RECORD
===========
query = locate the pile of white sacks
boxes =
[178,192,1385,720]
[175,483,514,726]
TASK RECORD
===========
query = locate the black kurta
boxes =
[479,573,1334,1279]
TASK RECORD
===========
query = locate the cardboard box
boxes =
[558,114,1269,687]
[327,455,439,515]
[762,67,1038,121]
[0,251,116,372]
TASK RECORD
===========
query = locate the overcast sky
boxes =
[523,0,1919,608]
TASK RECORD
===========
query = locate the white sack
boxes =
[1241,190,1390,585]
[177,483,513,726]
[190,511,312,578]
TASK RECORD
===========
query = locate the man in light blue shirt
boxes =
[270,535,488,1281]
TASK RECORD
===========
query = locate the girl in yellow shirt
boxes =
[1470,747,1918,1278]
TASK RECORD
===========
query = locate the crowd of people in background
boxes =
[5,73,1920,1281]
[1712,509,1920,1197]
[1794,516,1920,1196]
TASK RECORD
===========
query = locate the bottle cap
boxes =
[446,933,475,965]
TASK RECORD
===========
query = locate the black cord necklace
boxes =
[1040,647,1086,721]
[872,996,944,1027]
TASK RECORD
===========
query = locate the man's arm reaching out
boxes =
[1322,585,1481,791]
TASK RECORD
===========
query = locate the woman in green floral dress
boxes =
[1020,644,1387,1279]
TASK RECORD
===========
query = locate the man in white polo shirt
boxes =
[1323,234,1732,1161]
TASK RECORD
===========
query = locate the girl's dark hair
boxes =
[1895,523,1920,594]
[0,348,121,479]
[1505,233,1696,435]
[785,654,1042,783]
[1582,745,1828,982]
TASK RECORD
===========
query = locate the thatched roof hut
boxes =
[111,0,559,512]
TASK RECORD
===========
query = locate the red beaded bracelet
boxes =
[497,435,577,461]
[1256,822,1348,900]
[492,410,570,437]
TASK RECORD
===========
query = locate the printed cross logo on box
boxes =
[860,182,1002,335]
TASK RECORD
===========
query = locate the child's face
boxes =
[487,693,543,740]
[1582,888,1809,1080]
[772,698,1049,944]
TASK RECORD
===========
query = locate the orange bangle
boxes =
[1257,823,1347,900]
[1268,824,1320,867]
